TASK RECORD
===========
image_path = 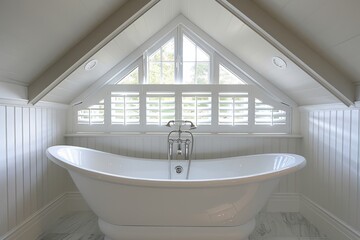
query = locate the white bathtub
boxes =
[46,145,306,240]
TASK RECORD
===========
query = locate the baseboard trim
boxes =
[0,193,67,240]
[0,192,89,240]
[300,195,360,240]
[2,192,360,240]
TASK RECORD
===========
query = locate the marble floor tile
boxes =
[249,212,328,240]
[39,211,328,240]
[37,212,104,240]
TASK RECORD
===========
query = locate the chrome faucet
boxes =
[166,120,196,160]
[166,120,196,179]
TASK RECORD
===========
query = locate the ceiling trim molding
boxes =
[217,0,355,107]
[28,0,160,105]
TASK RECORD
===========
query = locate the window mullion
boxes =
[160,47,163,84]
[232,97,235,126]
[176,26,183,84]
[104,89,112,131]
[141,54,146,84]
[158,97,161,125]
[212,54,219,84]
[195,97,198,125]
[176,90,181,120]
[248,87,255,132]
[140,87,146,128]
[212,88,219,128]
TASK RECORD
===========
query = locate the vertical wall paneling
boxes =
[66,135,302,194]
[6,106,16,229]
[349,110,358,226]
[301,108,360,232]
[323,111,330,211]
[15,107,24,224]
[0,105,67,236]
[42,108,48,206]
[0,106,8,233]
[329,111,337,214]
[357,110,360,231]
[343,110,351,223]
[36,108,43,210]
[335,110,343,219]
[29,108,37,214]
[22,107,31,219]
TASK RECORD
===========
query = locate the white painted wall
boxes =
[0,104,67,236]
[0,82,27,101]
[301,108,360,232]
[66,134,302,194]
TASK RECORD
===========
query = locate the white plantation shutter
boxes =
[74,24,291,133]
[255,98,287,126]
[218,93,248,125]
[77,99,104,125]
[111,92,140,125]
[146,92,175,125]
[182,93,212,125]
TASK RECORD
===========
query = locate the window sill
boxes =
[64,132,302,138]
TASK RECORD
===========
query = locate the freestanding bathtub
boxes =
[46,145,306,240]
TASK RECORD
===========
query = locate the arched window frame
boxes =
[72,23,292,134]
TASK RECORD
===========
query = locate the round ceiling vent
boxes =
[84,59,98,71]
[272,56,287,69]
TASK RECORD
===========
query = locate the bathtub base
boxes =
[99,218,255,240]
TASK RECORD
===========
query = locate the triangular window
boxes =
[74,23,291,133]
[219,64,247,85]
[117,67,139,84]
[182,35,210,84]
[147,38,175,84]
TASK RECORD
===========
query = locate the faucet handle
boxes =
[165,120,197,130]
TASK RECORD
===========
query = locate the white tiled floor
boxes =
[38,211,328,240]
[249,212,328,240]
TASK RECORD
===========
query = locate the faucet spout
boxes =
[177,140,182,155]
[166,120,195,179]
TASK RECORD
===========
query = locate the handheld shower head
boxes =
[165,120,175,127]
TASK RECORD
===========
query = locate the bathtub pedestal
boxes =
[99,218,255,240]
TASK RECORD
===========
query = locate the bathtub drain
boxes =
[175,165,183,174]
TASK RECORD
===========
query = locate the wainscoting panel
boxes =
[0,104,67,237]
[66,135,302,194]
[301,108,360,233]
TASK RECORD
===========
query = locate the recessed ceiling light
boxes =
[272,56,287,69]
[84,59,98,71]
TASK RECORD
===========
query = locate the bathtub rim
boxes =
[46,145,306,188]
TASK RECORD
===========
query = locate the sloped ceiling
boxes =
[0,0,128,85]
[1,0,358,106]
[254,0,360,85]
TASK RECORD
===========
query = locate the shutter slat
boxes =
[111,92,140,125]
[77,100,105,125]
[255,98,286,126]
[146,92,175,125]
[182,93,211,126]
[218,93,248,126]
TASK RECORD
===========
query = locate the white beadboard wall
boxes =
[301,108,360,232]
[66,135,302,194]
[0,104,67,236]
